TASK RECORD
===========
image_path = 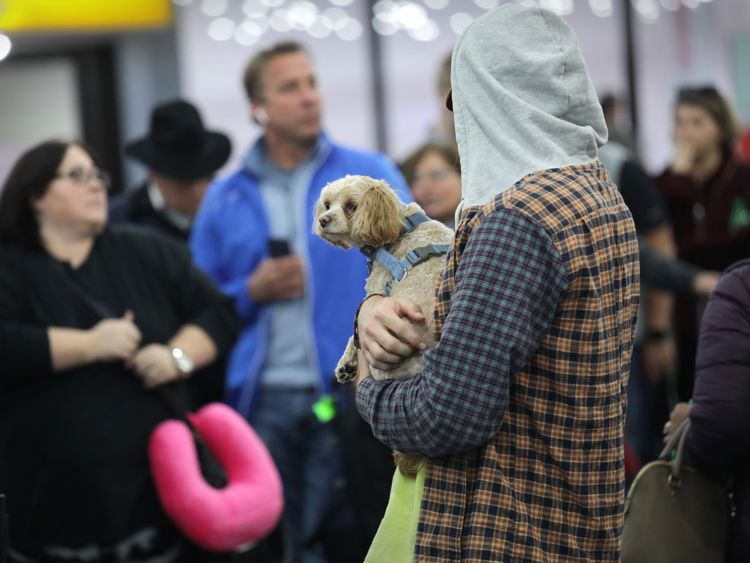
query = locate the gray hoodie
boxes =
[451,5,609,210]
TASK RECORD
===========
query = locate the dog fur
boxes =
[313,175,454,477]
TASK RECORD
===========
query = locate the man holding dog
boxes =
[355,6,640,561]
[190,41,407,563]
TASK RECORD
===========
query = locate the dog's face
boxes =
[313,175,404,249]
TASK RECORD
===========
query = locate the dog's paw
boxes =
[335,361,358,383]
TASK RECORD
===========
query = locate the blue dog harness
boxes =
[360,213,450,296]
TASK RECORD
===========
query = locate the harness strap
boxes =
[358,212,450,295]
[379,243,450,295]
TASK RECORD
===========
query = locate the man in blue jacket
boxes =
[190,41,407,563]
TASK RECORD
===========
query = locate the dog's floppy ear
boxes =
[350,180,403,247]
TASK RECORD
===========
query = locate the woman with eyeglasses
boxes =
[655,86,750,401]
[401,142,462,229]
[0,140,240,562]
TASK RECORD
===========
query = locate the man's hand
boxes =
[131,344,181,389]
[664,401,693,443]
[693,271,720,298]
[358,296,427,371]
[642,335,677,384]
[670,141,695,175]
[247,255,305,302]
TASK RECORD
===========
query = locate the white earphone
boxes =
[254,107,269,126]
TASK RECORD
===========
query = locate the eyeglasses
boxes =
[412,168,458,187]
[56,168,111,189]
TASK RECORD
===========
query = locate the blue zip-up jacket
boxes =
[190,134,408,419]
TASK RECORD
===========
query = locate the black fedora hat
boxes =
[125,100,231,180]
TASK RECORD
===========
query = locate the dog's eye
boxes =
[324,201,330,210]
[346,202,357,213]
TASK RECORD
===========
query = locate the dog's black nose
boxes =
[319,215,331,228]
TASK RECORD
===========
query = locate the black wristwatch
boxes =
[645,329,669,342]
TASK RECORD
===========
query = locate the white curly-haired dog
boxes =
[313,174,454,477]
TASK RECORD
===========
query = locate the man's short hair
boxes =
[437,52,452,97]
[243,41,310,102]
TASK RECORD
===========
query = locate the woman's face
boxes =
[674,104,723,157]
[33,145,108,235]
[410,151,462,224]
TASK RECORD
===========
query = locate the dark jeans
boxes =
[251,388,340,563]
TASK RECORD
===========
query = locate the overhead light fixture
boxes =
[0,33,11,62]
[449,12,473,34]
[180,0,715,45]
[589,0,613,17]
[335,16,363,40]
[423,0,449,9]
[201,0,228,17]
[207,17,235,40]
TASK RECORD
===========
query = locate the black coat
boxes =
[0,227,239,553]
[109,184,190,242]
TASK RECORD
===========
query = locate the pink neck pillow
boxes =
[149,403,283,552]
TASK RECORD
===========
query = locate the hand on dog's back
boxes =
[246,255,305,302]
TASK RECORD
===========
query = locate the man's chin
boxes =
[296,121,321,142]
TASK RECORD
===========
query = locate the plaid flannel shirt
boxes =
[357,162,640,561]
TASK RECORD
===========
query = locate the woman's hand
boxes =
[670,142,695,175]
[358,296,427,371]
[131,344,181,388]
[663,401,693,443]
[88,310,141,362]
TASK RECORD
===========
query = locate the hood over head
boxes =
[451,4,608,210]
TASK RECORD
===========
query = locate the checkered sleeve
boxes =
[356,208,570,456]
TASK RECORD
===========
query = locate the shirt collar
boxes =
[147,182,193,232]
[244,132,331,178]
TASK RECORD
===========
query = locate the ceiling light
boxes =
[208,17,235,40]
[0,34,11,62]
[449,12,473,35]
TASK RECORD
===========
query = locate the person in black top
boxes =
[109,100,231,241]
[599,140,719,466]
[0,140,239,562]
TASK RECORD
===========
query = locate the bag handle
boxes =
[657,418,691,488]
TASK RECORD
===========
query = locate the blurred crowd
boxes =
[0,11,749,563]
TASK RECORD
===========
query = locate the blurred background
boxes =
[0,0,748,194]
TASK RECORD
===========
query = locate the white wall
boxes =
[381,2,627,160]
[115,30,182,188]
[0,58,82,185]
[2,0,746,186]
[635,0,750,172]
[172,0,629,166]
[174,1,375,175]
